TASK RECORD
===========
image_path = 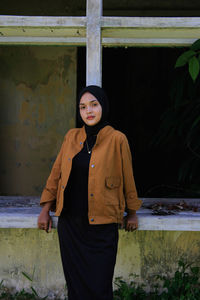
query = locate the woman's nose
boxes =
[86,106,92,113]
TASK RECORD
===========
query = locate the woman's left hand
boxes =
[125,213,138,231]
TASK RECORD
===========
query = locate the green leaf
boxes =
[0,280,4,288]
[21,271,33,282]
[31,267,36,281]
[191,114,200,129]
[191,38,200,51]
[178,260,185,267]
[31,286,38,297]
[189,56,200,81]
[191,266,200,275]
[175,50,196,68]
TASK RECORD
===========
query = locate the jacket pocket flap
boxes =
[106,177,121,189]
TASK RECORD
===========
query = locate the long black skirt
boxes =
[57,213,119,300]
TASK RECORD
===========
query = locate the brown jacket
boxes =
[40,125,142,224]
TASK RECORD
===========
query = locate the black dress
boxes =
[57,136,119,300]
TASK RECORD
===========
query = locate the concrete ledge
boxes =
[0,197,200,231]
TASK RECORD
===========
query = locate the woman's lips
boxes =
[87,116,95,120]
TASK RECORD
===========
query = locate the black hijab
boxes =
[78,85,109,137]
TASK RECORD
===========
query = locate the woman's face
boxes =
[79,92,102,126]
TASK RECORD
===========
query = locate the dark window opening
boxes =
[1,0,200,17]
[77,47,200,198]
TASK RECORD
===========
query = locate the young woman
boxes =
[38,85,142,300]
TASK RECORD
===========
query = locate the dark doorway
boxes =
[77,47,199,198]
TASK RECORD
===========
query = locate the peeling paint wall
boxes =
[0,46,77,196]
[0,229,200,298]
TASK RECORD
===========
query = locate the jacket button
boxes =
[90,193,94,196]
[80,142,83,145]
[91,164,95,168]
[91,218,94,222]
[62,186,65,189]
[68,158,71,161]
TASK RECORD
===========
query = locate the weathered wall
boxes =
[0,46,77,196]
[0,229,200,299]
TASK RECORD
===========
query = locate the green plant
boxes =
[113,260,200,300]
[1,260,199,299]
[158,260,200,300]
[0,268,48,300]
[113,274,147,300]
[0,279,38,299]
[21,268,48,299]
[151,39,200,196]
[175,39,200,82]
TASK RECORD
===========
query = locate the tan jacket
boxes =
[40,125,142,224]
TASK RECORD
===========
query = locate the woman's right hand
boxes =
[37,202,53,233]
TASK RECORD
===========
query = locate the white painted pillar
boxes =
[86,0,102,86]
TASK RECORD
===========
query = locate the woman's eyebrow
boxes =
[79,100,97,105]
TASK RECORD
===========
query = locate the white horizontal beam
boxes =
[1,16,200,29]
[0,15,86,27]
[102,38,197,47]
[102,17,200,44]
[0,37,196,47]
[0,36,86,45]
[0,15,200,46]
[102,17,200,28]
[0,37,197,47]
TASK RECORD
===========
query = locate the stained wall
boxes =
[0,46,77,196]
[0,229,200,298]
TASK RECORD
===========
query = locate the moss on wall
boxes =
[0,46,77,196]
[0,229,200,298]
[116,230,200,283]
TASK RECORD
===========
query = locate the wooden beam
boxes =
[86,0,102,86]
[0,37,196,47]
[101,17,200,42]
[102,38,196,47]
[0,15,200,47]
[0,28,86,39]
[102,16,200,28]
[102,28,200,40]
[1,16,200,30]
[0,36,86,45]
[0,15,86,27]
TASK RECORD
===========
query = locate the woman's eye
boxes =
[92,103,97,107]
[80,106,85,110]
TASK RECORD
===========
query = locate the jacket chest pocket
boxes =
[105,176,121,205]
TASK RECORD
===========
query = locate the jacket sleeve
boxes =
[121,135,142,212]
[40,135,66,209]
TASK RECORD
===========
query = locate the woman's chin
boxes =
[85,119,98,126]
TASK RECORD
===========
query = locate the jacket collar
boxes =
[78,125,114,144]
